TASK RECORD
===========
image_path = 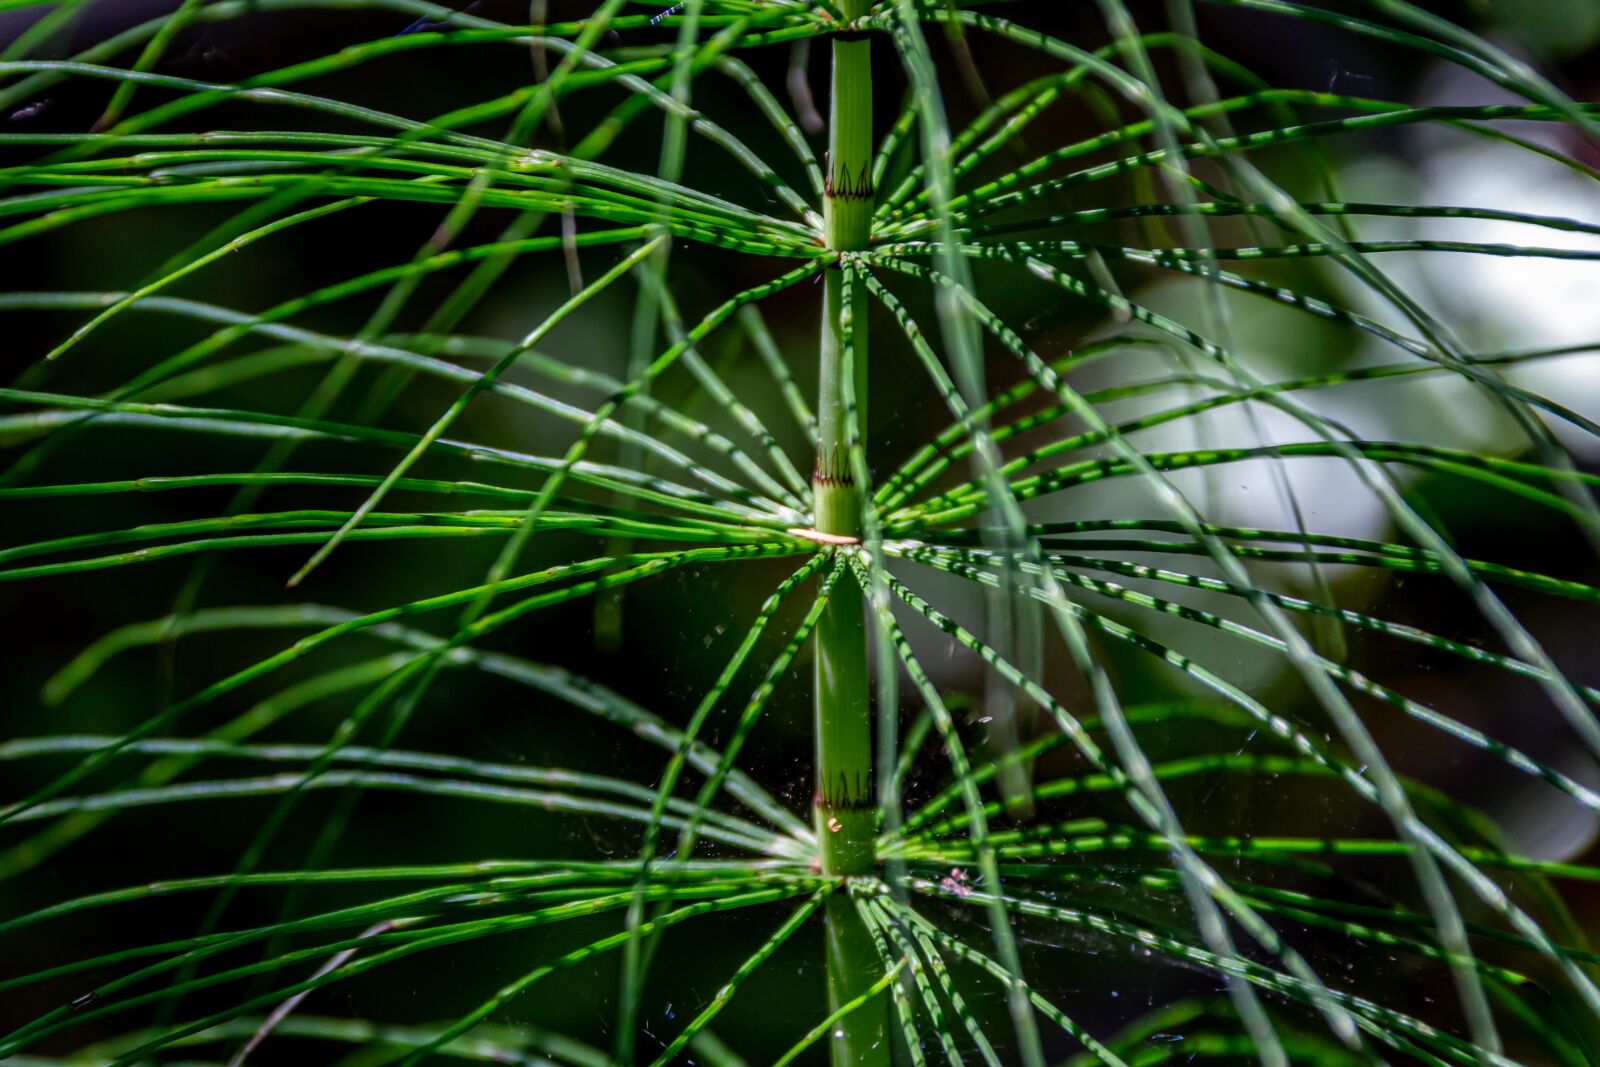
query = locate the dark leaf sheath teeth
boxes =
[816,769,874,811]
[813,444,855,486]
[826,161,874,202]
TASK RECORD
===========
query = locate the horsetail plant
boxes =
[2,0,1599,1065]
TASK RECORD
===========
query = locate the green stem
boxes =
[814,4,888,1064]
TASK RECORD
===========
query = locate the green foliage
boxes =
[1,0,1598,1064]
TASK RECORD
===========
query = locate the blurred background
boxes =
[1,1,1598,1061]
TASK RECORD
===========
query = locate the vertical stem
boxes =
[814,3,888,1064]
[815,2,875,875]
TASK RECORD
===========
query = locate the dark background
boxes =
[2,1,1598,1062]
